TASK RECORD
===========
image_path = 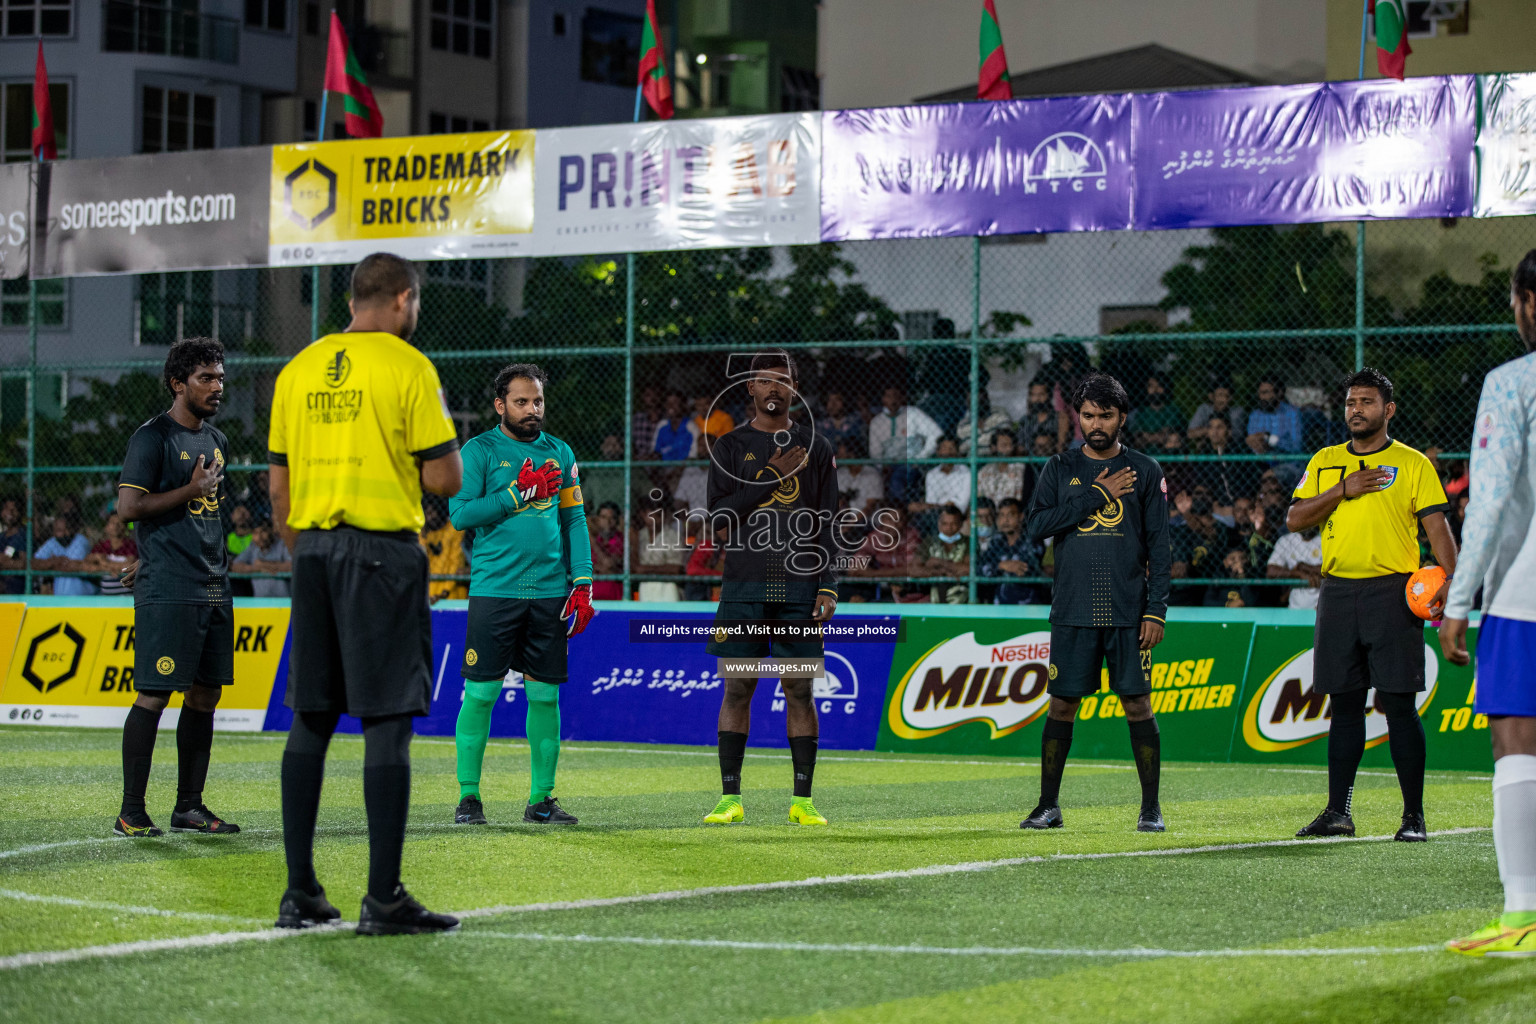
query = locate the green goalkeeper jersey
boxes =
[449,426,593,600]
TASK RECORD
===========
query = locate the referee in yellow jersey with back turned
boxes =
[268,253,465,935]
[1287,368,1457,843]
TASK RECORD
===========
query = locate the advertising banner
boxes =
[0,163,28,280]
[264,606,893,750]
[1133,76,1476,230]
[820,95,1133,240]
[0,603,289,730]
[268,131,535,267]
[32,148,271,278]
[1475,73,1536,218]
[531,113,820,256]
[878,612,1251,761]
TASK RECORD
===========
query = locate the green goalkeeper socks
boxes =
[455,680,501,800]
[524,679,562,805]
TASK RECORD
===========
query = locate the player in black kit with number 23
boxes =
[1022,372,1172,833]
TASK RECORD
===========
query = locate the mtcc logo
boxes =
[285,158,339,230]
[1026,132,1109,193]
[772,651,860,715]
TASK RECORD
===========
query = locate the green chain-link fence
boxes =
[1,215,1527,606]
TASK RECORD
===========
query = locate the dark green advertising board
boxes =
[877,608,1486,772]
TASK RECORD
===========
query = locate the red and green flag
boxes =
[324,11,384,138]
[1369,0,1412,80]
[31,41,56,161]
[978,0,1012,101]
[639,0,673,119]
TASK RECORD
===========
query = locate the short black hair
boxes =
[938,503,964,521]
[494,362,548,400]
[1071,372,1129,416]
[598,500,622,516]
[1257,373,1285,391]
[1343,367,1394,405]
[351,252,419,305]
[935,434,960,450]
[163,336,224,397]
[1516,249,1536,299]
[1206,412,1231,429]
[975,495,995,511]
[998,497,1024,512]
[750,349,797,381]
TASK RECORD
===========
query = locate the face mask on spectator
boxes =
[938,531,962,544]
[975,524,995,540]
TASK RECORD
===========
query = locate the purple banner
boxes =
[1133,76,1476,230]
[820,95,1133,240]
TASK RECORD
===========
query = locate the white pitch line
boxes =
[0,923,350,971]
[453,827,1490,920]
[0,888,260,923]
[467,931,1443,959]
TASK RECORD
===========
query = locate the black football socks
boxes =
[788,735,818,798]
[718,731,747,795]
[1327,689,1368,816]
[121,704,162,817]
[1379,692,1427,818]
[1039,717,1074,807]
[174,707,215,813]
[1128,717,1161,812]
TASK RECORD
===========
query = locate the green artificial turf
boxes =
[0,725,1526,1023]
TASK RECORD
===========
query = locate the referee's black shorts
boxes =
[286,527,433,718]
[1047,624,1151,698]
[462,596,569,683]
[1313,573,1426,695]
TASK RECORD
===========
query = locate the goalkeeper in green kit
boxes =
[449,363,595,825]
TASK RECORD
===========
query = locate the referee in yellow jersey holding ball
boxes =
[1286,369,1457,843]
[268,254,465,935]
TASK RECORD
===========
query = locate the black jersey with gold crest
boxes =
[1025,444,1170,628]
[119,413,231,606]
[706,420,839,602]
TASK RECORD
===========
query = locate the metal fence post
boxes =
[24,275,37,596]
[967,235,981,603]
[622,252,635,602]
[1354,222,1366,372]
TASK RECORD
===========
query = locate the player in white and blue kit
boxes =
[1440,250,1536,957]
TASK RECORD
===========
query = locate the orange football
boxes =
[1406,565,1448,621]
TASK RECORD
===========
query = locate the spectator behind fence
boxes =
[1247,493,1285,581]
[847,504,923,602]
[1192,413,1258,513]
[868,386,941,504]
[1206,547,1260,609]
[632,496,686,602]
[916,436,972,516]
[653,390,698,462]
[1247,375,1303,454]
[0,497,26,594]
[1129,375,1184,452]
[579,433,644,517]
[1170,487,1234,603]
[683,527,723,602]
[1020,380,1065,451]
[978,429,1028,507]
[673,433,711,516]
[226,503,255,560]
[232,519,292,598]
[917,504,969,604]
[1188,384,1248,443]
[90,513,138,596]
[972,496,996,543]
[34,515,95,596]
[818,391,865,454]
[631,385,664,460]
[1267,525,1323,610]
[980,497,1044,605]
[835,438,883,515]
[691,394,734,441]
[420,497,467,603]
[954,410,1014,455]
[588,500,625,601]
[1031,433,1058,458]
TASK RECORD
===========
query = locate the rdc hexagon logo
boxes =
[22,622,86,693]
[285,158,338,231]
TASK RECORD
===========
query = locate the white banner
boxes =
[1476,73,1536,217]
[531,112,820,256]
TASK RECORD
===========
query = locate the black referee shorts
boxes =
[286,527,434,718]
[1047,624,1151,699]
[1313,573,1426,695]
[134,602,234,692]
[462,596,569,683]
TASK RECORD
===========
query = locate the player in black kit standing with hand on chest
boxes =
[1022,372,1172,833]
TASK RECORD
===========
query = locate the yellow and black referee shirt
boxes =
[1291,438,1448,578]
[268,331,458,533]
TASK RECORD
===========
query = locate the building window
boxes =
[302,98,317,140]
[244,0,286,32]
[2,0,71,37]
[304,0,318,33]
[141,86,215,153]
[424,259,491,300]
[579,8,640,87]
[552,12,565,36]
[135,272,252,347]
[429,0,492,59]
[781,66,819,112]
[1,278,66,328]
[428,112,490,134]
[3,81,69,162]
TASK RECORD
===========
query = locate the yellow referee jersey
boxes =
[268,331,458,533]
[1291,438,1449,578]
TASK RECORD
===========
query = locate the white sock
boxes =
[1493,753,1536,915]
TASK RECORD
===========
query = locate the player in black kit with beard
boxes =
[1021,373,1173,833]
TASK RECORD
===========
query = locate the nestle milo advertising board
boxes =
[876,611,1252,761]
